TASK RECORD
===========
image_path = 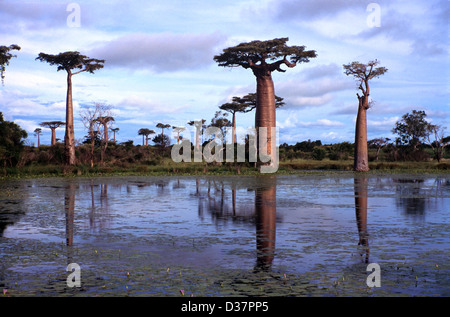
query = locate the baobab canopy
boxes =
[36,51,105,74]
[213,37,317,73]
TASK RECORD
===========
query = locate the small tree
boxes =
[111,128,120,143]
[36,51,104,165]
[40,121,65,145]
[172,126,186,144]
[138,128,155,146]
[392,110,431,151]
[79,103,110,167]
[368,137,390,161]
[34,128,42,147]
[156,123,171,148]
[0,44,20,85]
[343,60,387,171]
[0,112,28,167]
[187,119,206,151]
[425,124,449,162]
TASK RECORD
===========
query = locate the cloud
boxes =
[276,63,353,108]
[271,0,364,21]
[300,119,345,128]
[89,32,227,72]
[115,95,189,118]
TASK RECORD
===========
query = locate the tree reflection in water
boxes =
[354,176,369,264]
[254,176,277,272]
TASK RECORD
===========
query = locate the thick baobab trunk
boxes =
[65,73,76,165]
[354,177,369,263]
[255,73,276,167]
[354,96,369,172]
[255,177,276,271]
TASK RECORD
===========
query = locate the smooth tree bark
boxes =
[40,121,65,145]
[343,60,387,172]
[214,38,316,169]
[36,52,104,165]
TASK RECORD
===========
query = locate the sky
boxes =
[0,0,449,146]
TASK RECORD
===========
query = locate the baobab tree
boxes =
[95,116,114,149]
[187,119,206,151]
[138,128,155,146]
[220,93,285,144]
[172,126,186,144]
[214,38,316,170]
[110,127,119,143]
[156,123,171,148]
[40,121,65,145]
[343,60,387,172]
[34,128,42,147]
[79,103,111,167]
[36,51,104,165]
[0,44,20,85]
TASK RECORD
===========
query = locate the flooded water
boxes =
[0,173,449,296]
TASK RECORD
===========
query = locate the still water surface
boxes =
[0,174,449,296]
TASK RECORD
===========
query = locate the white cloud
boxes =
[300,119,344,127]
[89,32,227,73]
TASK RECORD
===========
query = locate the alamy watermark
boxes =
[366,3,381,28]
[170,126,279,173]
[366,263,381,287]
[66,3,81,28]
[66,263,81,287]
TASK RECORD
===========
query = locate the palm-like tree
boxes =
[110,127,120,143]
[40,121,65,145]
[34,128,42,147]
[172,126,186,144]
[95,116,115,149]
[138,128,155,146]
[187,119,206,151]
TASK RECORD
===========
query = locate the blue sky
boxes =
[0,0,448,146]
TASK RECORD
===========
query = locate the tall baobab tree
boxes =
[40,121,65,145]
[0,44,20,85]
[110,127,119,143]
[36,51,105,165]
[214,38,316,169]
[343,60,387,172]
[34,128,42,147]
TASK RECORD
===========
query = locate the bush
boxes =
[312,147,326,160]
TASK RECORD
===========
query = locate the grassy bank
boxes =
[1,158,449,179]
